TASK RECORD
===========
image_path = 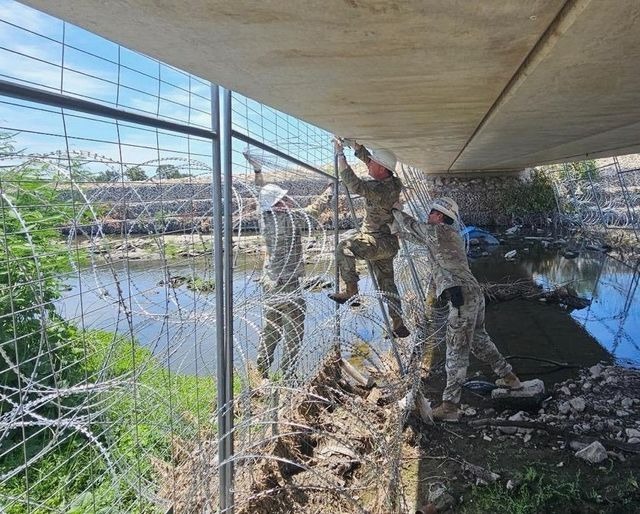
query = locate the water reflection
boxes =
[473,247,640,368]
[58,246,640,379]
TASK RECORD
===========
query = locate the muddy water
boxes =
[470,242,639,386]
[58,241,640,381]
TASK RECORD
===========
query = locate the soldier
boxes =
[391,197,521,421]
[254,166,333,381]
[329,138,409,338]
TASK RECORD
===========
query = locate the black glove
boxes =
[440,286,464,308]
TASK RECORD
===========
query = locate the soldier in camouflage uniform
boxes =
[329,138,410,338]
[391,197,521,421]
[254,169,333,380]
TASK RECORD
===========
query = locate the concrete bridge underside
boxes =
[24,0,640,174]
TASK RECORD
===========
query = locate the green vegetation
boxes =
[500,168,557,220]
[559,159,599,181]
[186,276,216,292]
[125,166,148,181]
[0,159,220,512]
[155,164,185,180]
[464,467,582,514]
[1,330,218,513]
[0,164,77,414]
[463,466,640,514]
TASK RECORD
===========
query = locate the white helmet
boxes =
[369,147,397,173]
[431,197,459,221]
[259,184,288,211]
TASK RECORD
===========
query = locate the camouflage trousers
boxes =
[336,231,402,318]
[442,283,512,404]
[257,282,306,379]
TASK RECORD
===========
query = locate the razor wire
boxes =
[0,78,450,514]
[550,155,640,239]
[0,3,487,511]
[0,139,447,513]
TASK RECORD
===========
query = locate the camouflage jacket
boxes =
[258,176,332,288]
[340,146,404,235]
[392,210,477,297]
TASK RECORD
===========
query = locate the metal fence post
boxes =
[213,85,235,514]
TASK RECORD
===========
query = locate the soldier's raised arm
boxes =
[334,137,371,197]
[391,203,437,244]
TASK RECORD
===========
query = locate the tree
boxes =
[0,165,77,416]
[95,168,121,182]
[125,166,147,181]
[561,159,599,181]
[156,164,183,179]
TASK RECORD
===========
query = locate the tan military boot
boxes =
[432,401,461,422]
[391,316,410,338]
[328,282,360,306]
[495,372,523,389]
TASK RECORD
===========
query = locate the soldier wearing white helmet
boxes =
[391,197,522,421]
[329,137,410,339]
[252,165,333,381]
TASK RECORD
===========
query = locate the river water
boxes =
[57,243,640,381]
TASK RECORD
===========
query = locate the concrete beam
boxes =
[22,0,640,173]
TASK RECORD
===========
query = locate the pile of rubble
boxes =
[468,364,640,465]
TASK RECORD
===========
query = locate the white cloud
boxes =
[0,0,59,36]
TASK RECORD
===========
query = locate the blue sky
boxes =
[0,0,332,174]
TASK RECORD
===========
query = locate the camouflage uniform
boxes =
[256,173,332,379]
[392,210,512,403]
[338,146,405,318]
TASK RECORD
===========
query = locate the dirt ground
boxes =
[404,364,640,513]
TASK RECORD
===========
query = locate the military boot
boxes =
[328,282,360,306]
[432,401,461,422]
[495,372,523,389]
[391,316,410,338]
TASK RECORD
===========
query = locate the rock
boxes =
[622,398,634,409]
[523,433,532,443]
[464,407,477,416]
[616,410,630,417]
[589,364,603,379]
[625,428,640,439]
[429,485,455,512]
[559,386,571,396]
[628,437,640,445]
[575,441,608,464]
[492,379,545,400]
[509,411,528,422]
[483,434,492,442]
[506,479,515,490]
[558,401,571,415]
[570,440,588,451]
[569,397,586,413]
[498,426,518,435]
[582,382,592,391]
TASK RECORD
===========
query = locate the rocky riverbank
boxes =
[410,364,640,513]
